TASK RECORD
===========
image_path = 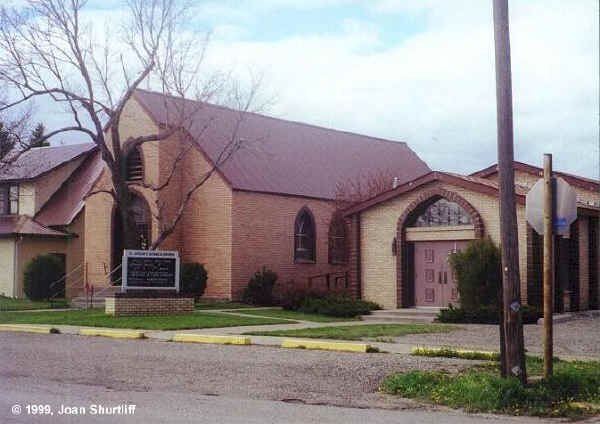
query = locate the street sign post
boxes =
[525,157,578,379]
[526,177,577,237]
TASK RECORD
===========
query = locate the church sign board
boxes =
[121,250,180,292]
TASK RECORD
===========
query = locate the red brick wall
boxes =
[230,190,349,301]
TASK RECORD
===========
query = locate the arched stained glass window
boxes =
[328,213,347,264]
[411,198,472,227]
[295,208,316,262]
[129,194,151,249]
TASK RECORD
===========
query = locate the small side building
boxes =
[344,164,599,312]
[0,144,101,298]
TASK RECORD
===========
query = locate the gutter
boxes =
[13,235,21,298]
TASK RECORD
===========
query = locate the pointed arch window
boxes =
[126,147,144,182]
[328,213,347,264]
[295,208,316,262]
[129,194,151,249]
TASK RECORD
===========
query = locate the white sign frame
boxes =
[121,249,180,293]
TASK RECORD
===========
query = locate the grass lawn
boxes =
[225,308,357,323]
[0,296,69,311]
[0,309,291,330]
[381,357,600,418]
[194,301,251,310]
[245,323,456,340]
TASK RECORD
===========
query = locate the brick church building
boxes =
[0,89,429,300]
[0,89,598,312]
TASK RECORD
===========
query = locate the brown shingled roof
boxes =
[36,151,104,227]
[0,143,96,182]
[133,89,430,200]
[0,215,70,238]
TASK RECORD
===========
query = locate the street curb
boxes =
[171,334,251,345]
[79,328,145,339]
[0,324,59,334]
[281,339,371,353]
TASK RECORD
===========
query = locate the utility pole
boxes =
[543,154,554,379]
[492,0,527,383]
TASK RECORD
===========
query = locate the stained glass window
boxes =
[412,198,472,227]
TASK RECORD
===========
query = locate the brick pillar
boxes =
[526,224,542,308]
[579,217,590,310]
[347,214,361,299]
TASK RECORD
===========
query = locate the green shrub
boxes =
[180,263,208,300]
[448,237,501,310]
[298,294,380,318]
[279,286,381,317]
[23,254,65,301]
[437,304,542,324]
[280,286,312,310]
[242,267,277,306]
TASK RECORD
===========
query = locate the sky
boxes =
[12,0,600,179]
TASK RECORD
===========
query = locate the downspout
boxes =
[13,235,22,298]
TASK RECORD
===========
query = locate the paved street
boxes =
[0,332,553,423]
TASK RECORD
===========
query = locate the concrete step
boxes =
[369,308,441,317]
[70,286,119,309]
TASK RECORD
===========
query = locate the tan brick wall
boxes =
[360,181,529,309]
[84,170,114,287]
[180,147,232,299]
[82,97,236,299]
[0,239,15,297]
[231,191,347,301]
[105,296,193,316]
[65,212,86,298]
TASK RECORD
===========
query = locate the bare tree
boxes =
[0,0,260,251]
[334,169,398,210]
[0,99,37,168]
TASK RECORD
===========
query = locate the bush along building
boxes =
[344,163,599,312]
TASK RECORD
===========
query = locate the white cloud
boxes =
[16,0,599,178]
[200,0,598,178]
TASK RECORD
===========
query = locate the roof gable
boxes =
[133,89,430,200]
[36,151,104,227]
[344,171,528,216]
[471,161,599,192]
[345,170,599,216]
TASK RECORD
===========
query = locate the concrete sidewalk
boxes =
[2,308,599,361]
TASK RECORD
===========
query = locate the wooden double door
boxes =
[414,240,467,307]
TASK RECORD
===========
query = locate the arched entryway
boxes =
[396,188,484,308]
[111,193,152,279]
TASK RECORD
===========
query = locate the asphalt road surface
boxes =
[0,332,553,423]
